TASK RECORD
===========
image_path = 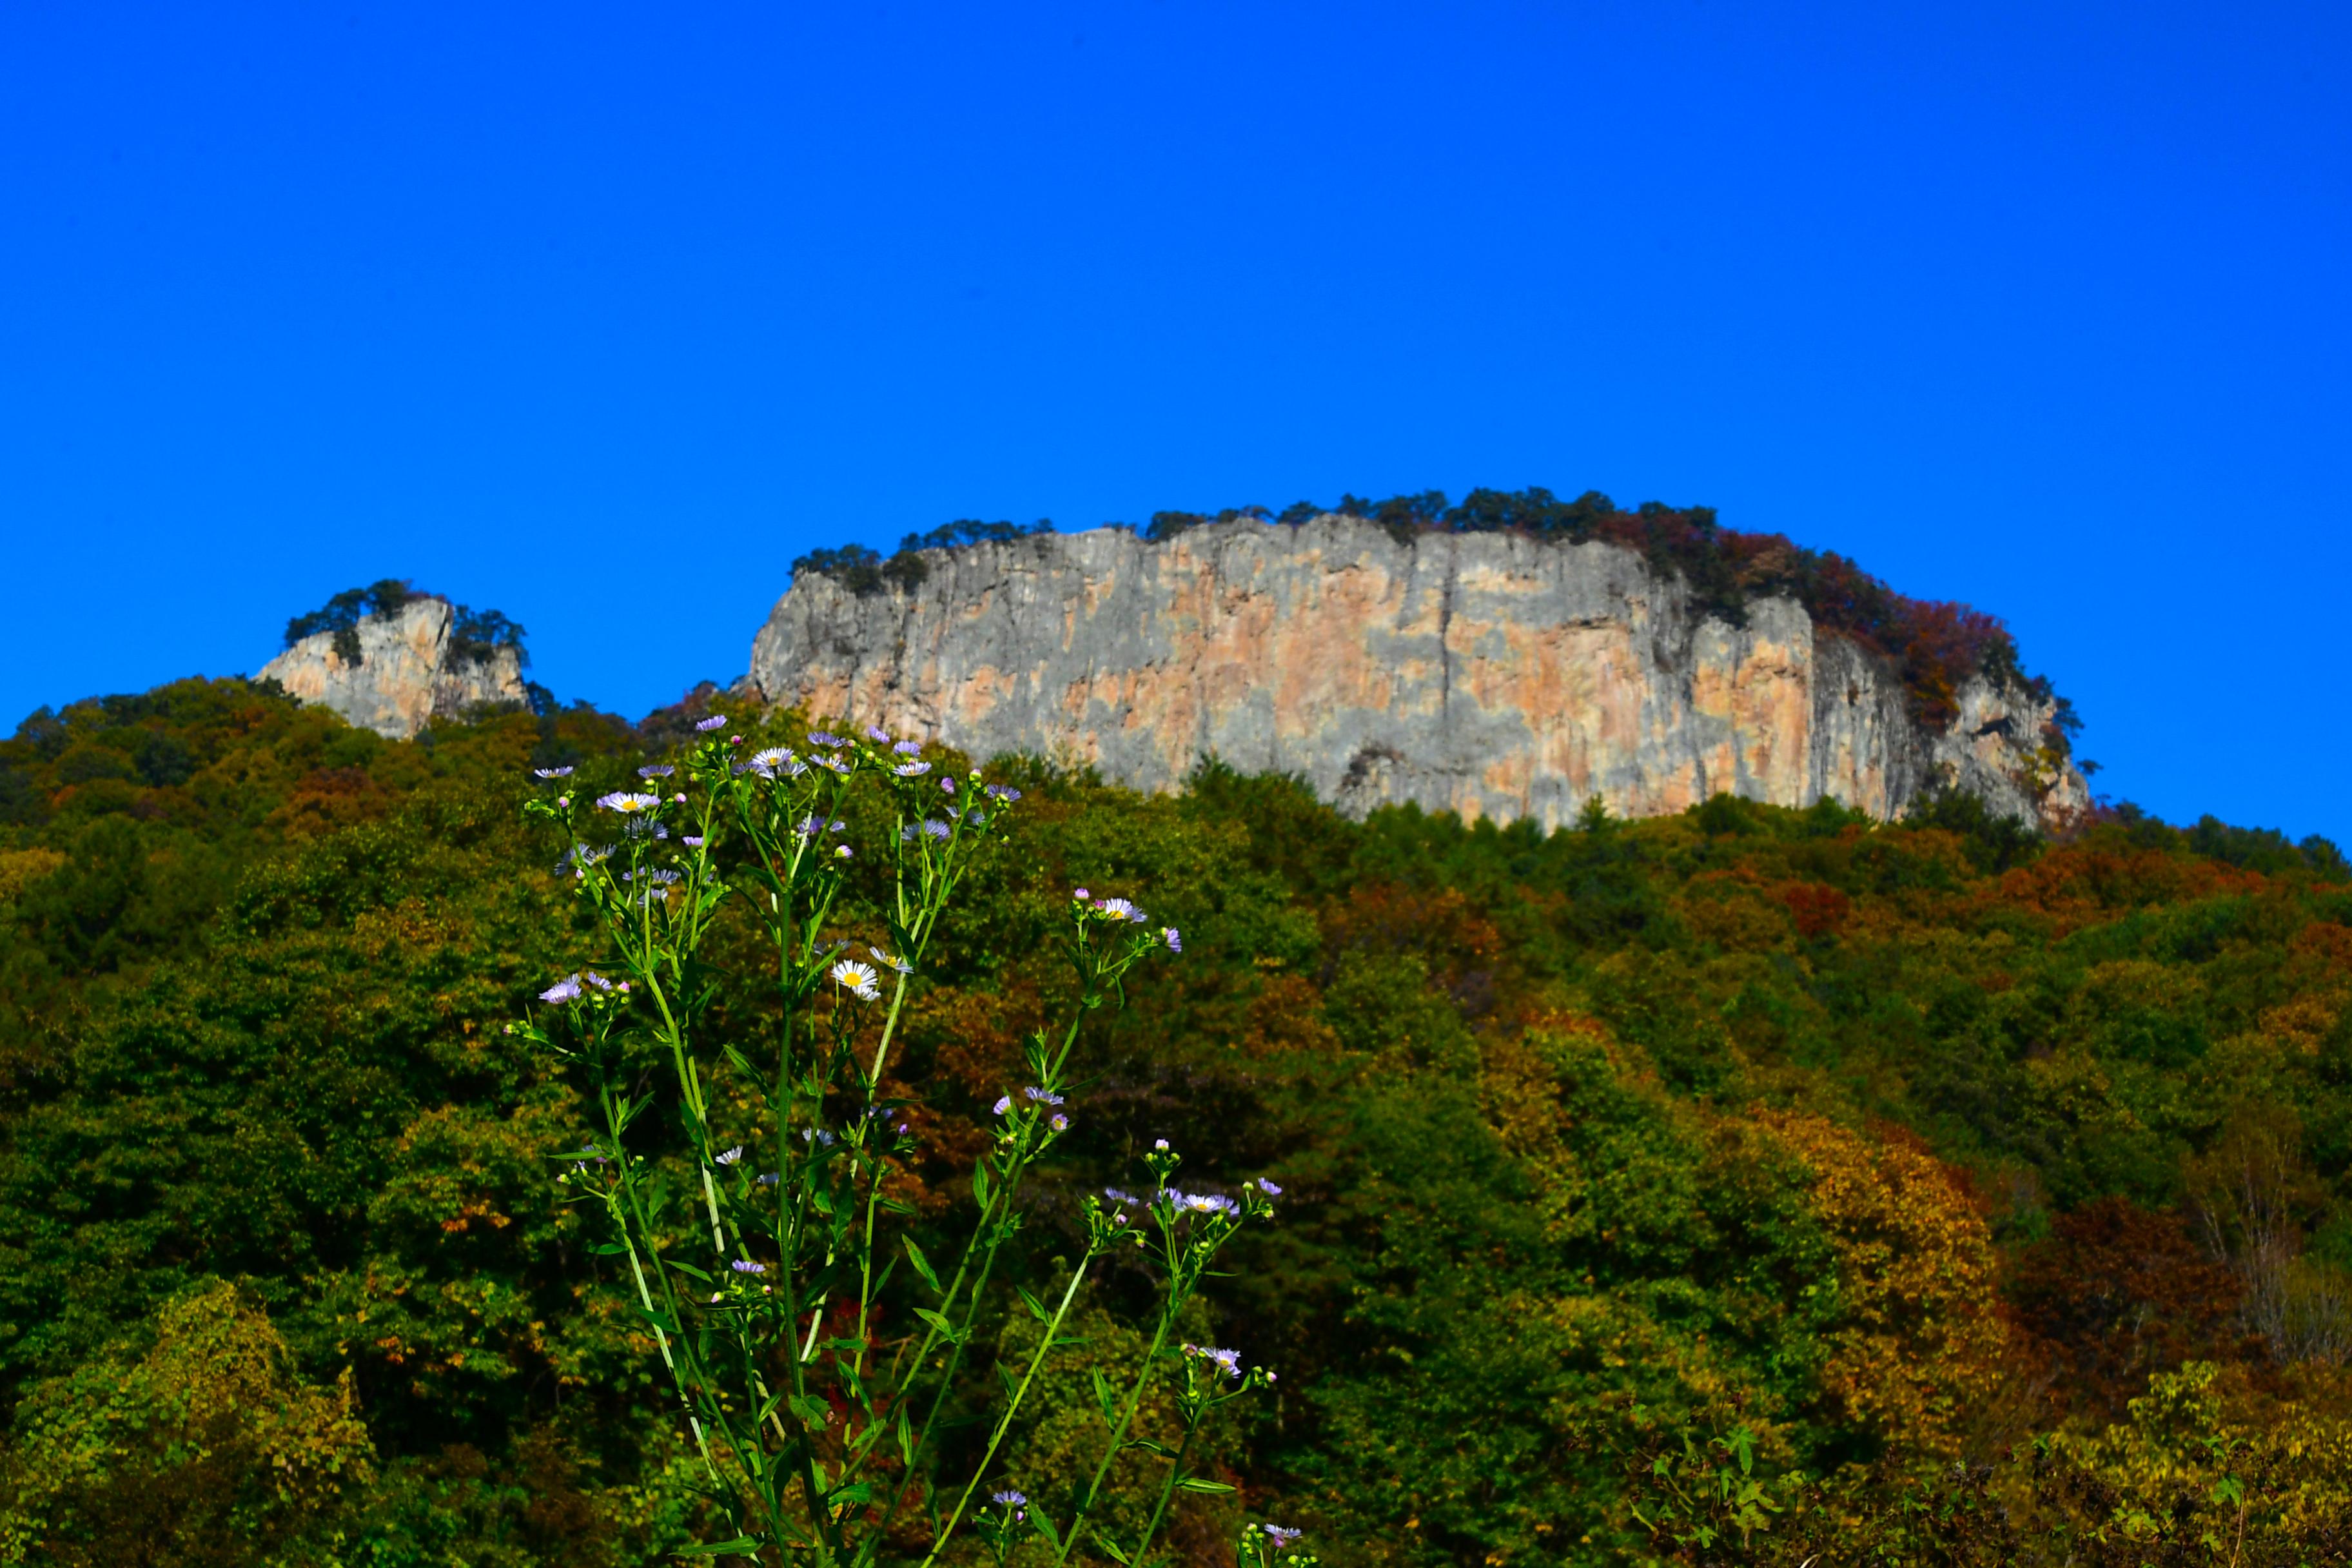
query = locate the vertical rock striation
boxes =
[747,516,2088,830]
[259,598,527,740]
[745,516,2088,827]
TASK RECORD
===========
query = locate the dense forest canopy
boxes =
[2,677,2351,1562]
[787,489,2072,739]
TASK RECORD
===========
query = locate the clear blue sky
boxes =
[5,1,2346,839]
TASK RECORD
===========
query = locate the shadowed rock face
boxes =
[746,516,2088,829]
[259,598,526,740]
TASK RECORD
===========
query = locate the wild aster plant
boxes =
[513,723,1291,1565]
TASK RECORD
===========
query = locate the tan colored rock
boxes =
[259,598,526,740]
[746,515,2088,830]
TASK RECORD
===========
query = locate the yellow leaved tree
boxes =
[0,1280,375,1567]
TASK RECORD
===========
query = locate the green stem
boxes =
[1053,1306,1178,1568]
[1131,1417,1200,1568]
[917,1257,1096,1568]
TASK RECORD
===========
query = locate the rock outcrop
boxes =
[259,598,527,740]
[746,516,2088,830]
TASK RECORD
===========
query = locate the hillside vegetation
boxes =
[1,678,2351,1563]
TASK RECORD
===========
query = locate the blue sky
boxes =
[5,1,2346,839]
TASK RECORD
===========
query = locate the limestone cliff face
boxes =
[259,598,526,740]
[747,516,2088,830]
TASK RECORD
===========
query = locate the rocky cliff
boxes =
[259,597,527,740]
[747,515,2088,830]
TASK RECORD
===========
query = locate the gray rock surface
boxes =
[745,516,2087,829]
[259,598,526,740]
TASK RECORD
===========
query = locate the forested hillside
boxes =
[3,678,2351,1563]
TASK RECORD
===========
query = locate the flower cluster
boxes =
[540,971,619,1004]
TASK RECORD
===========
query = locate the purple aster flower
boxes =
[756,1171,779,1186]
[985,784,1023,802]
[596,791,661,813]
[1073,887,1091,901]
[533,765,574,778]
[638,764,675,779]
[807,730,845,748]
[894,760,932,777]
[582,971,614,990]
[683,835,705,847]
[730,1259,767,1275]
[991,1489,1027,1507]
[1257,1178,1282,1196]
[694,714,728,731]
[893,740,923,754]
[939,776,956,794]
[992,1096,1012,1116]
[865,725,893,743]
[1097,897,1144,923]
[1023,1086,1065,1106]
[714,1145,744,1166]
[1264,1526,1304,1548]
[1161,926,1182,953]
[1050,1114,1068,1132]
[1183,1343,1242,1377]
[540,974,583,1004]
[815,752,850,774]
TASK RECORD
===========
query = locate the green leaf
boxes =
[1176,1478,1235,1493]
[675,1537,764,1557]
[903,1235,943,1295]
[1095,1532,1133,1565]
[1092,1368,1119,1424]
[973,1161,994,1211]
[667,1260,712,1282]
[828,1480,873,1508]
[896,1406,915,1470]
[1031,1510,1064,1551]
[1122,1438,1177,1458]
[1016,1286,1053,1324]
[914,1308,961,1343]
[590,1241,631,1256]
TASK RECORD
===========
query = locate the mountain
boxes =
[258,594,527,739]
[747,513,2089,830]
